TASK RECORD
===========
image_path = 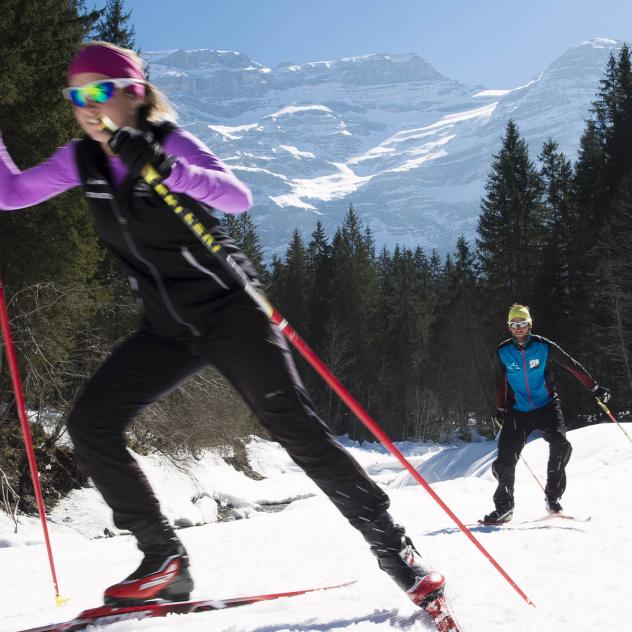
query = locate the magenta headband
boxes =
[68,44,146,98]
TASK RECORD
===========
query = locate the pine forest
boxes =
[1,1,631,510]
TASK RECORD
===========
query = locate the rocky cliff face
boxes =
[145,39,620,255]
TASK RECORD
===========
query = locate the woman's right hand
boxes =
[108,127,174,180]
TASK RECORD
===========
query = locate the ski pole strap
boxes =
[595,398,632,444]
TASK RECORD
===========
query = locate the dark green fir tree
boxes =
[476,119,544,308]
[93,0,136,49]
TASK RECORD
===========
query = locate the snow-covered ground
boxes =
[1,423,630,632]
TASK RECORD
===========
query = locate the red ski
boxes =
[423,592,463,632]
[18,581,355,632]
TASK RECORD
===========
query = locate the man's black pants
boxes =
[492,401,572,511]
[67,294,392,539]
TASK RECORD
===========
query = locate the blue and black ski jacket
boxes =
[496,334,596,413]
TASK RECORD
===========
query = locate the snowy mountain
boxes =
[146,39,620,255]
[3,423,631,631]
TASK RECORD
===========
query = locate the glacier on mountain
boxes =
[144,39,621,255]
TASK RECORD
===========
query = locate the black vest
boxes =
[74,122,258,338]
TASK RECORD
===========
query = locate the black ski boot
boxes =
[480,508,513,525]
[378,535,446,606]
[358,515,445,607]
[104,519,193,605]
[545,497,563,514]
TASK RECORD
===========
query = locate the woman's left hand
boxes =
[108,127,174,179]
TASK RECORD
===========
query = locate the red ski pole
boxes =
[98,114,534,607]
[274,316,534,606]
[0,276,66,605]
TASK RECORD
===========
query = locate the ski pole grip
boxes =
[98,115,165,184]
[97,114,117,135]
[596,396,611,417]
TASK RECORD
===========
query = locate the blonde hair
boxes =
[143,82,178,123]
[80,41,178,123]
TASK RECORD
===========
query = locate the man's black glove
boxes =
[495,408,507,427]
[592,384,611,403]
[108,127,174,180]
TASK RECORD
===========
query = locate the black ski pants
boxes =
[492,401,572,511]
[67,294,392,540]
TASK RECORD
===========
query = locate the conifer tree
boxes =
[93,0,136,49]
[329,207,378,340]
[271,229,310,332]
[533,139,575,342]
[306,221,333,351]
[268,254,284,298]
[476,119,544,305]
[569,121,606,334]
[592,45,632,195]
[0,1,103,506]
[222,212,268,283]
[429,249,443,296]
[375,245,434,436]
[326,206,379,434]
[568,45,632,380]
[593,175,632,398]
[592,53,618,144]
[0,1,103,414]
[573,120,606,231]
[426,240,490,436]
[455,239,490,412]
[411,247,435,315]
[586,45,632,396]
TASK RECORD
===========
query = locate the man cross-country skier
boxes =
[482,304,611,524]
[0,42,447,612]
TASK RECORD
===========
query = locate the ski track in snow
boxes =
[1,423,630,632]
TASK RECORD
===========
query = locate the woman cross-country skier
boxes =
[482,304,611,524]
[0,42,446,608]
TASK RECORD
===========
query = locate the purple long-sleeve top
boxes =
[0,127,252,213]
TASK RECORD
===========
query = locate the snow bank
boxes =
[1,422,630,632]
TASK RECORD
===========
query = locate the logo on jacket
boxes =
[506,361,520,371]
[529,359,540,369]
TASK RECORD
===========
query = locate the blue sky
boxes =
[119,0,631,87]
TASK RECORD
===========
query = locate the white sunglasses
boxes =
[508,320,530,330]
[62,78,145,107]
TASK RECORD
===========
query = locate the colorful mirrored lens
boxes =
[69,81,115,107]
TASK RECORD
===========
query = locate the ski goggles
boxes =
[508,320,530,329]
[62,78,145,107]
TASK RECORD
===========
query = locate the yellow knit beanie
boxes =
[507,304,532,324]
